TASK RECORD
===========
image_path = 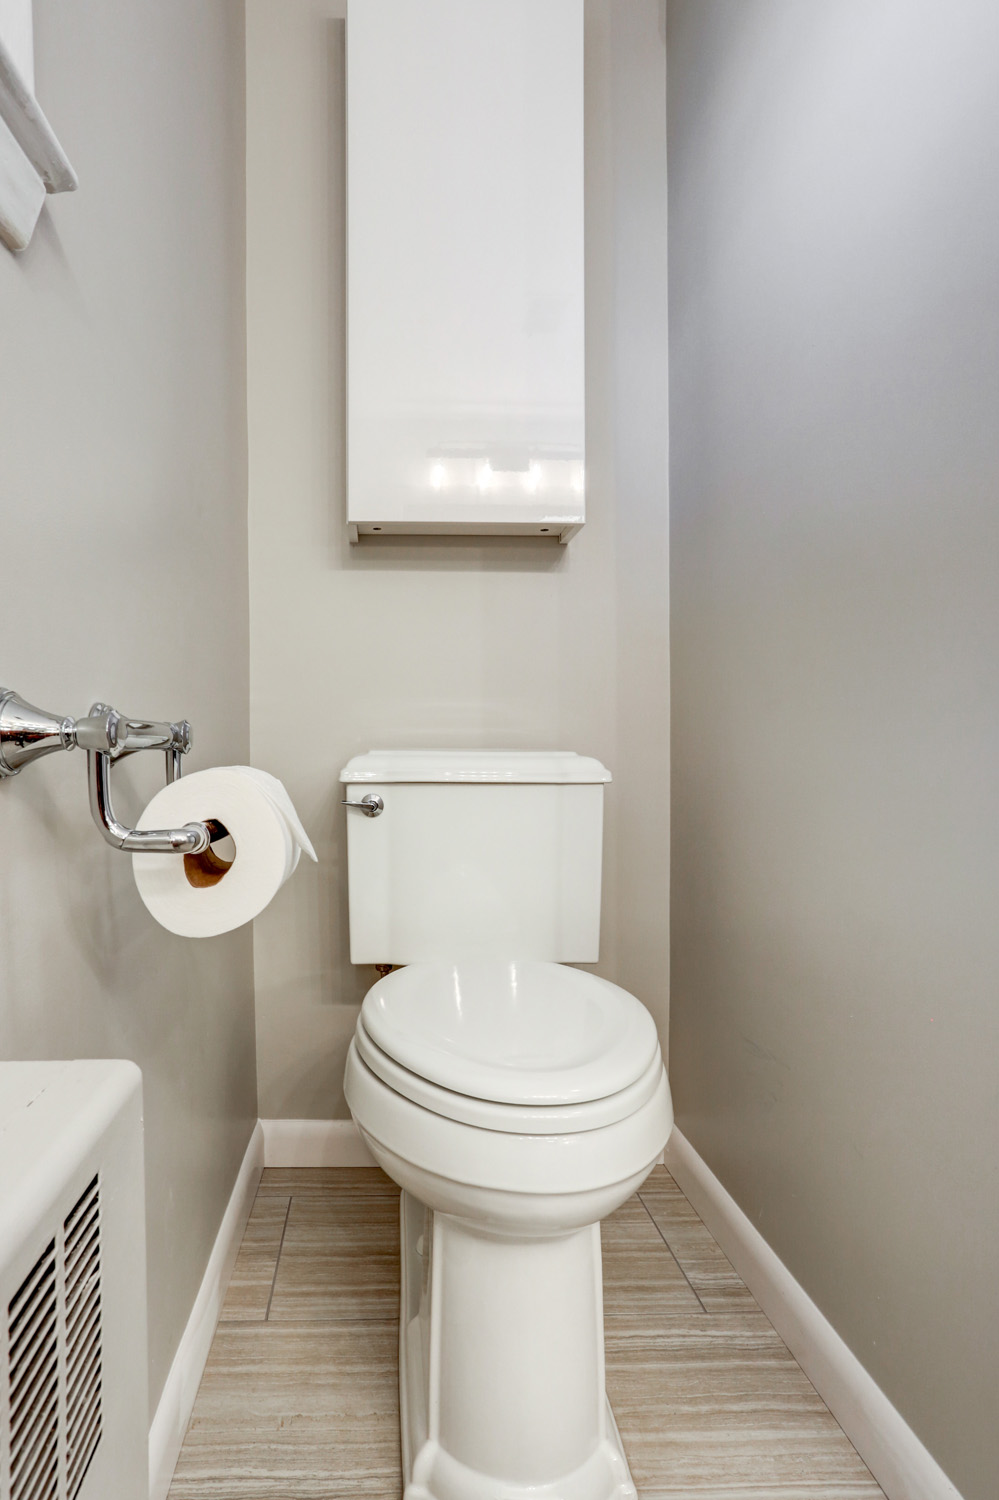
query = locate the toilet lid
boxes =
[359,960,660,1106]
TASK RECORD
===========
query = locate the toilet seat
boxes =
[345,1037,672,1199]
[354,1018,664,1135]
[360,959,660,1107]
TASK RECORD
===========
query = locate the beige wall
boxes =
[668,3,999,1496]
[246,0,669,1119]
[0,0,254,1413]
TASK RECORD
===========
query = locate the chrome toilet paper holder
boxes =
[0,687,214,855]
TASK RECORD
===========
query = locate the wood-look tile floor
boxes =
[168,1167,885,1500]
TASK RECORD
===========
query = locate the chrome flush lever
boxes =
[342,793,384,818]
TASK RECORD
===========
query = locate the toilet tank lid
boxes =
[340,750,612,784]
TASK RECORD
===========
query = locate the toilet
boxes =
[341,750,673,1500]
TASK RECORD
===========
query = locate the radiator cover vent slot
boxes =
[5,1177,103,1500]
[8,1241,58,1500]
[63,1177,102,1500]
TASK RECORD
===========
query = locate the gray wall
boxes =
[0,0,255,1414]
[246,0,669,1120]
[668,3,999,1496]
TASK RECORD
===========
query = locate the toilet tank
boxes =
[341,750,611,964]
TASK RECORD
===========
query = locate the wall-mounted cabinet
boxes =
[346,0,585,542]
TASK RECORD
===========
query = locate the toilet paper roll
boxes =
[132,766,317,937]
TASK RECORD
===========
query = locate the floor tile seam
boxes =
[615,1480,882,1488]
[253,1197,401,1207]
[606,1392,832,1407]
[260,1315,401,1325]
[265,1240,398,1259]
[263,1196,294,1321]
[256,1190,399,1196]
[170,1492,403,1499]
[603,1320,785,1334]
[171,1463,404,1476]
[270,1234,401,1243]
[170,1488,404,1499]
[603,1345,797,1361]
[268,1301,402,1312]
[635,1192,711,1315]
[609,1491,882,1499]
[256,1181,400,1194]
[622,1442,879,1465]
[169,1481,404,1495]
[172,1488,403,1495]
[213,1315,400,1330]
[618,1457,882,1477]
[636,1200,757,1296]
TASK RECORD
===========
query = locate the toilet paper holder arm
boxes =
[0,687,213,856]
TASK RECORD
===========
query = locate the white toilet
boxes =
[341,750,673,1500]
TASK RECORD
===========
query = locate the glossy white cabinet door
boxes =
[346,0,585,541]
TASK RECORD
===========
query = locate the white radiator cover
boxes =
[0,1061,148,1500]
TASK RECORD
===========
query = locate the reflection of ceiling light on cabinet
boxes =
[423,453,581,502]
[347,0,585,543]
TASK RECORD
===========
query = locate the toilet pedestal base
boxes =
[398,1190,636,1500]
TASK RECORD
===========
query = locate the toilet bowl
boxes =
[339,751,673,1499]
[345,959,672,1500]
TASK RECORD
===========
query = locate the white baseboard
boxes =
[664,1128,962,1500]
[260,1116,375,1167]
[148,1121,264,1500]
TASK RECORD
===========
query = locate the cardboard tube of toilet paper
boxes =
[132,766,317,937]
